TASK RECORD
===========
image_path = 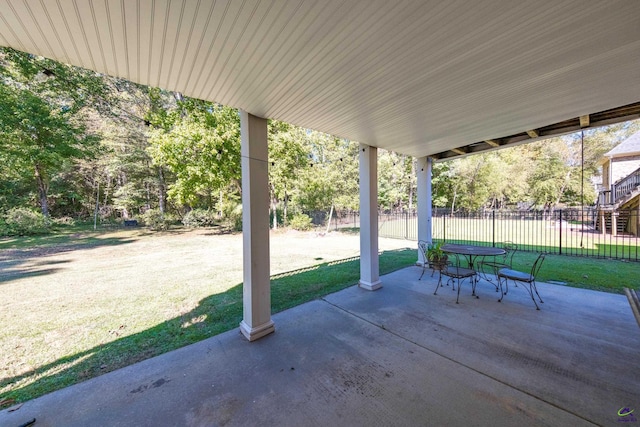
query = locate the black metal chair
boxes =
[418,240,448,281]
[497,252,546,310]
[417,240,430,280]
[437,252,477,304]
[478,241,517,290]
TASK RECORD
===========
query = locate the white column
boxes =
[359,144,382,290]
[416,157,433,265]
[239,111,275,341]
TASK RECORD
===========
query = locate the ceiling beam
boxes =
[431,101,640,162]
[580,115,590,128]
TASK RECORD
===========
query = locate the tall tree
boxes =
[0,48,111,217]
[147,99,240,210]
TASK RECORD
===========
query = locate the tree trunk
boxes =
[34,163,49,217]
[554,170,572,209]
[270,183,277,230]
[283,189,288,227]
[451,186,458,216]
[94,179,100,230]
[325,204,334,234]
[158,167,166,214]
[408,158,415,211]
[272,198,278,229]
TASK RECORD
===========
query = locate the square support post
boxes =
[359,144,382,290]
[416,157,433,265]
[239,111,275,341]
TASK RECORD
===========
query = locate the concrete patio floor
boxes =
[2,266,639,426]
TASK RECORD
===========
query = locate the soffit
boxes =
[1,0,639,158]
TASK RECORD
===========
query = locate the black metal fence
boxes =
[330,208,640,262]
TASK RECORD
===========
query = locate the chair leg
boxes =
[471,275,479,298]
[434,271,442,295]
[522,282,541,310]
[497,276,506,302]
[419,265,426,280]
[532,281,544,304]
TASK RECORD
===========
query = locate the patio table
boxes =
[441,243,505,270]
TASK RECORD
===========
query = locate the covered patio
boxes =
[1,1,640,423]
[1,0,639,340]
[2,269,638,426]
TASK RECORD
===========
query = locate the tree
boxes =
[147,99,240,210]
[0,48,111,217]
[0,84,99,217]
[268,121,309,227]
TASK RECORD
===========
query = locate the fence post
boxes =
[443,213,446,242]
[492,209,496,247]
[559,209,563,255]
[405,211,408,239]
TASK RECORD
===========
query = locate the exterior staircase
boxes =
[596,167,640,236]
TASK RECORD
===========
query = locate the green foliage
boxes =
[379,152,415,210]
[3,208,49,236]
[182,209,218,228]
[426,241,446,262]
[289,213,313,231]
[0,48,111,217]
[141,209,170,231]
[147,101,240,208]
[51,216,76,226]
[221,202,243,231]
[1,47,639,223]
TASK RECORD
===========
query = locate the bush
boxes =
[141,209,171,231]
[289,213,313,231]
[182,209,218,228]
[52,216,76,226]
[3,208,49,236]
[220,203,242,232]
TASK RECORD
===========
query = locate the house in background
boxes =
[597,130,640,236]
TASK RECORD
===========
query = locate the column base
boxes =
[359,279,382,291]
[239,319,275,341]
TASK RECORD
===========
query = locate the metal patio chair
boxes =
[418,240,449,281]
[437,252,478,304]
[497,252,546,310]
[478,241,517,291]
[418,240,430,280]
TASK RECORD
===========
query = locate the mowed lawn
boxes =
[0,228,413,406]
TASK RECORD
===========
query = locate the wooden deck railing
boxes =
[599,166,640,205]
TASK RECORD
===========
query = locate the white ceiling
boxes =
[1,0,639,158]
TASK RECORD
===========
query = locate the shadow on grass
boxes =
[0,248,416,408]
[0,236,139,285]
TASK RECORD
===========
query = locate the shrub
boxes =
[4,208,49,236]
[141,209,171,231]
[289,213,313,231]
[182,209,218,228]
[222,203,243,232]
[52,216,76,226]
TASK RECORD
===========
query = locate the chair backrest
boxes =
[418,240,428,264]
[530,252,546,277]
[502,241,517,267]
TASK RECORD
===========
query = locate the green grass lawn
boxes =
[376,216,640,260]
[0,227,635,408]
[0,228,413,408]
[508,252,638,294]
